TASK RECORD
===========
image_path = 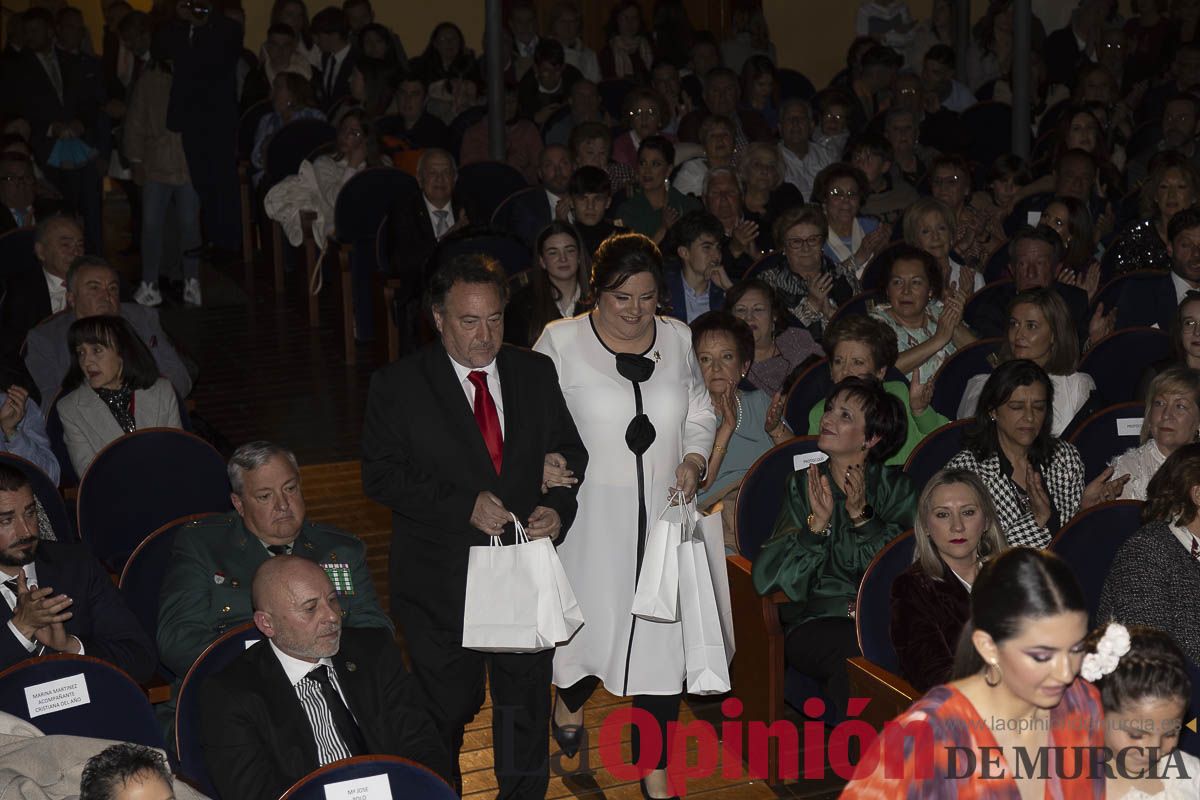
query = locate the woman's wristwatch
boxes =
[850,505,875,526]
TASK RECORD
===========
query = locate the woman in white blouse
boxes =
[958,288,1097,436]
[534,233,715,800]
[1111,367,1200,501]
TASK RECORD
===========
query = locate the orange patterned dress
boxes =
[841,680,1105,799]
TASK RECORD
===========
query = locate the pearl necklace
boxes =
[733,391,743,432]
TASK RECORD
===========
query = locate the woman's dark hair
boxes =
[1040,195,1094,272]
[1085,625,1192,713]
[772,203,828,253]
[270,0,312,48]
[877,242,945,302]
[740,54,778,108]
[637,134,675,168]
[80,743,172,800]
[358,22,404,68]
[996,288,1079,375]
[951,547,1087,678]
[64,316,160,393]
[419,22,475,76]
[690,310,756,367]
[813,162,869,206]
[605,0,645,39]
[818,375,907,463]
[590,232,665,301]
[1050,105,1108,164]
[275,70,317,111]
[725,278,785,341]
[334,108,385,167]
[1170,290,1200,363]
[972,0,1013,51]
[962,359,1057,467]
[525,221,590,345]
[987,153,1030,188]
[351,56,396,118]
[1144,441,1200,526]
[822,314,900,372]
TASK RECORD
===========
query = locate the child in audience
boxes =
[1084,623,1200,799]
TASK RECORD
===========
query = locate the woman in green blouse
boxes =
[614,135,700,244]
[754,375,918,718]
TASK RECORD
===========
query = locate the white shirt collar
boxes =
[44,269,67,314]
[1168,522,1200,557]
[1172,271,1199,304]
[0,563,38,607]
[448,353,498,387]
[545,189,562,212]
[423,195,452,215]
[269,639,335,687]
[333,42,351,63]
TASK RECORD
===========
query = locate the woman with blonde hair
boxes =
[1110,367,1200,501]
[902,196,983,294]
[891,468,1007,692]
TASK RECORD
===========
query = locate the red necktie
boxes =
[468,371,503,474]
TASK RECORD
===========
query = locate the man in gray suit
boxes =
[23,256,193,404]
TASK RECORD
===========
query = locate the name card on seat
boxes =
[1116,418,1143,437]
[794,451,829,472]
[25,673,90,718]
[323,773,392,800]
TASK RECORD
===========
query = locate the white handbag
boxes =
[631,491,689,622]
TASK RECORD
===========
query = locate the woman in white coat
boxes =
[534,233,716,800]
[57,315,181,477]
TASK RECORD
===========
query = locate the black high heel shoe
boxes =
[639,777,680,800]
[551,717,583,758]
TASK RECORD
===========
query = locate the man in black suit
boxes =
[311,7,355,115]
[392,72,451,149]
[1118,207,1200,331]
[967,225,1113,345]
[156,0,242,257]
[362,254,588,799]
[1044,0,1105,89]
[3,9,105,253]
[0,462,155,680]
[200,556,448,800]
[504,144,574,249]
[386,148,464,352]
[0,214,82,360]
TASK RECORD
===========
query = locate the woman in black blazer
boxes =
[889,468,1007,692]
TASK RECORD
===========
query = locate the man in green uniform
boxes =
[157,440,391,684]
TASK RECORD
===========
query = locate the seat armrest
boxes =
[846,656,919,729]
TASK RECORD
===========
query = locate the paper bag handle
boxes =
[487,515,531,546]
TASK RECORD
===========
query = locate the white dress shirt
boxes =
[1169,522,1200,559]
[269,640,349,703]
[1173,272,1200,305]
[545,189,562,218]
[447,354,505,437]
[44,269,67,314]
[1,563,83,654]
[423,195,455,240]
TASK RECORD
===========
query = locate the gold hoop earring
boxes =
[984,661,1002,687]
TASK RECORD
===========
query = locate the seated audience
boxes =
[389,71,451,150]
[963,154,1028,273]
[0,215,83,361]
[125,42,202,309]
[677,66,772,147]
[870,243,975,384]
[925,155,991,277]
[903,196,985,294]
[1086,624,1200,799]
[615,136,699,243]
[1117,207,1200,333]
[777,98,837,203]
[847,133,918,227]
[891,468,1007,693]
[505,221,589,348]
[544,77,604,147]
[966,226,1099,344]
[703,167,764,270]
[600,1,654,81]
[355,21,407,71]
[753,375,915,717]
[947,359,1125,549]
[568,120,633,194]
[311,7,357,114]
[517,38,581,126]
[57,315,181,476]
[922,44,976,112]
[1111,367,1200,502]
[883,107,934,191]
[1126,92,1200,187]
[726,278,823,396]
[1137,291,1200,400]
[807,314,948,466]
[844,548,1103,795]
[612,87,668,168]
[80,743,190,800]
[1099,442,1200,665]
[0,153,51,235]
[761,204,861,339]
[694,311,790,549]
[738,142,804,247]
[740,55,779,132]
[25,256,192,406]
[815,162,887,281]
[0,385,58,485]
[0,461,154,678]
[547,1,600,83]
[343,57,396,121]
[650,62,688,138]
[199,556,448,799]
[566,165,623,256]
[158,440,391,685]
[665,211,730,324]
[459,82,542,184]
[250,71,326,188]
[242,23,313,112]
[505,144,574,250]
[958,288,1097,436]
[673,114,737,198]
[1037,195,1097,296]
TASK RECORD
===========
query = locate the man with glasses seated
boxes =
[0,153,54,235]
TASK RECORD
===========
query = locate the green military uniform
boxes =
[157,512,392,680]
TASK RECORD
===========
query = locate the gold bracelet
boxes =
[712,443,728,455]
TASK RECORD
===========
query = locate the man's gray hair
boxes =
[34,212,80,247]
[702,166,743,199]
[228,441,300,495]
[65,255,115,292]
[416,148,457,180]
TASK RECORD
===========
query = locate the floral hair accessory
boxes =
[1081,622,1131,682]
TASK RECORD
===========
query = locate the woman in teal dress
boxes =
[806,314,949,466]
[754,374,917,719]
[614,135,700,243]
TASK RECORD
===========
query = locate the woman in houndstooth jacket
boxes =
[946,360,1129,548]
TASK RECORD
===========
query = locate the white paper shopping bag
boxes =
[631,492,689,622]
[462,523,547,652]
[677,529,732,694]
[539,535,585,645]
[696,509,735,661]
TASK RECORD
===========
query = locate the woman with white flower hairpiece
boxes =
[1084,623,1200,799]
[843,548,1105,797]
[1099,442,1200,665]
